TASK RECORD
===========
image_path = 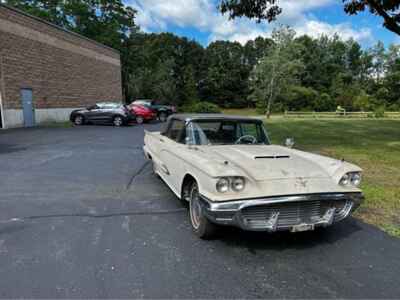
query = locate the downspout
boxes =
[0,51,6,129]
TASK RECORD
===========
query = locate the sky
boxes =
[126,0,399,48]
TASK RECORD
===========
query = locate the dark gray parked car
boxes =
[70,102,135,127]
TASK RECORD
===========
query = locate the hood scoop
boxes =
[254,155,290,159]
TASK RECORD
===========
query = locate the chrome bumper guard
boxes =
[199,193,364,232]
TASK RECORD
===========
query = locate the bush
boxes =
[374,106,385,118]
[353,91,375,111]
[315,93,335,111]
[284,86,319,111]
[387,103,400,111]
[186,101,221,113]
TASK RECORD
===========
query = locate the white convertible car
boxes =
[143,114,364,238]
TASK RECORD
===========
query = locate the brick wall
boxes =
[0,5,122,111]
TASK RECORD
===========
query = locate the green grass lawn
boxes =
[264,119,400,237]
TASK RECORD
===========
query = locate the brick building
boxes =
[0,4,122,129]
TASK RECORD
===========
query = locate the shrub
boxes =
[353,91,375,111]
[186,102,221,113]
[284,86,319,111]
[315,93,335,112]
[374,106,385,118]
[387,103,400,111]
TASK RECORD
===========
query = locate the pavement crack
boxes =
[126,161,150,190]
[0,208,186,224]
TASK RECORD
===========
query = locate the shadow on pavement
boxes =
[214,217,363,252]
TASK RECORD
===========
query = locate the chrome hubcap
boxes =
[190,186,202,229]
[137,117,144,124]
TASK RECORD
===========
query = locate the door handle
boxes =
[159,138,164,142]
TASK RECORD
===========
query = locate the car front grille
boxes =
[241,199,350,229]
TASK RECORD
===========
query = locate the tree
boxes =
[370,41,387,83]
[201,41,250,108]
[382,45,400,106]
[151,59,178,104]
[343,0,400,35]
[218,0,400,35]
[249,26,303,117]
[4,0,138,48]
[182,65,199,104]
[243,37,274,67]
[219,0,281,23]
[122,32,206,105]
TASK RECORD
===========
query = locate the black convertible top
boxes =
[170,114,262,122]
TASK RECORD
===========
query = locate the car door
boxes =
[103,103,120,123]
[85,104,102,122]
[159,119,188,194]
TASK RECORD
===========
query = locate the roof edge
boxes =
[0,3,120,55]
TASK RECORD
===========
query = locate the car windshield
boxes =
[187,119,270,145]
[134,100,152,106]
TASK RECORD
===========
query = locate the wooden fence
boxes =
[283,111,400,119]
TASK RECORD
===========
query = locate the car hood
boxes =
[204,145,342,181]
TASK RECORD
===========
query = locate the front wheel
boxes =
[158,112,168,122]
[189,182,217,239]
[136,115,144,124]
[113,116,124,127]
[73,115,84,126]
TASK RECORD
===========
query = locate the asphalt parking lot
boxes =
[0,124,399,298]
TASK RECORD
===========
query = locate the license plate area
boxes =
[291,223,315,232]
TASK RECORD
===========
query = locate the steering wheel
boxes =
[235,135,257,144]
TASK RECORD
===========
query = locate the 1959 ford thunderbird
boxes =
[143,114,364,239]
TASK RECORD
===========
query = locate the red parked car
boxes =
[128,104,157,124]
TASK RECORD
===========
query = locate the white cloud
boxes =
[129,0,215,31]
[296,20,373,43]
[134,5,167,32]
[278,0,335,24]
[128,0,374,45]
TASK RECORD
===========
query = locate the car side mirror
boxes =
[284,137,295,148]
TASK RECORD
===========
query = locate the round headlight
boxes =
[216,178,229,193]
[351,172,362,186]
[339,173,350,186]
[232,177,245,191]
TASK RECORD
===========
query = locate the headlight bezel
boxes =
[350,172,362,186]
[339,172,362,187]
[231,177,245,192]
[216,176,246,193]
[216,177,230,193]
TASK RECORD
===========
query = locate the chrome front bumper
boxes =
[199,193,364,232]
